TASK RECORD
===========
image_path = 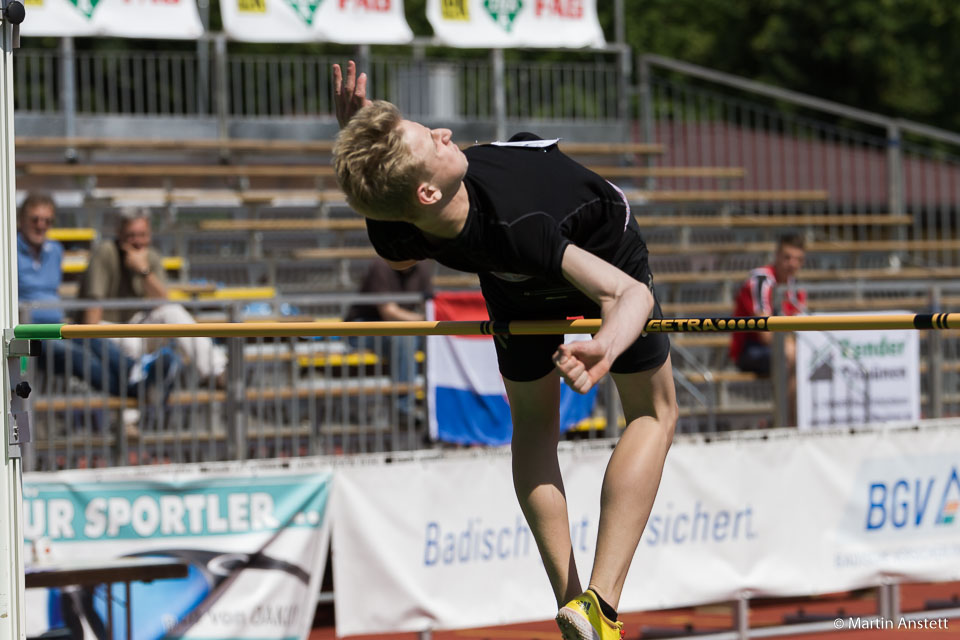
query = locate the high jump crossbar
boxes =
[12,312,959,340]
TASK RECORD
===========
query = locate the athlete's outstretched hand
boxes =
[333,60,372,128]
[553,339,612,394]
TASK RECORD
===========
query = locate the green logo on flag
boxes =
[68,0,100,19]
[285,0,323,25]
[483,0,521,32]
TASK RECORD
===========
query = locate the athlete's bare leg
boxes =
[587,354,678,609]
[505,372,583,606]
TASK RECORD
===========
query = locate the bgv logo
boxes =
[865,467,960,530]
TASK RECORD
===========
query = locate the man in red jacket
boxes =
[730,233,806,424]
[729,233,807,375]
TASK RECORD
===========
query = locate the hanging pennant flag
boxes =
[427,290,597,446]
[20,0,204,39]
[221,0,414,43]
[426,0,604,48]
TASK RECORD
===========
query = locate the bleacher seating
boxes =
[21,162,747,183]
[18,126,960,458]
[47,227,97,244]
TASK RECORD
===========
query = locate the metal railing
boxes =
[13,48,59,113]
[17,295,432,471]
[13,44,960,261]
[18,278,960,470]
[17,293,636,471]
[638,54,960,268]
[225,52,332,118]
[75,49,212,117]
[13,42,627,142]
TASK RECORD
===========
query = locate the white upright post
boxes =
[0,1,26,637]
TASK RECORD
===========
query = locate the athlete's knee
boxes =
[661,400,678,448]
[642,397,678,450]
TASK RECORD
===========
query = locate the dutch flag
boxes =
[427,291,598,446]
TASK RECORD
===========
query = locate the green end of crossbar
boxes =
[13,324,64,340]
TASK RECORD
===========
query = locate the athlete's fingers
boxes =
[564,338,606,362]
[560,341,605,372]
[561,361,586,385]
[344,60,357,95]
[553,341,587,361]
[567,367,594,394]
[554,355,584,379]
[583,359,611,386]
[553,347,590,391]
[555,340,610,392]
[552,344,578,371]
[332,64,343,95]
[575,370,594,393]
[355,71,368,101]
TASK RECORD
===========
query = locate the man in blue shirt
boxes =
[16,192,64,324]
[16,193,178,397]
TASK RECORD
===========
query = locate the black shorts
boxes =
[736,341,771,377]
[480,219,671,382]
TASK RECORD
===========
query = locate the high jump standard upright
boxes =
[0,1,26,637]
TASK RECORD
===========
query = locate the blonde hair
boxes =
[333,101,424,220]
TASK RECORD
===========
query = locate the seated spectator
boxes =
[78,207,227,384]
[16,192,180,398]
[17,192,64,325]
[345,258,435,418]
[345,258,435,324]
[729,233,806,423]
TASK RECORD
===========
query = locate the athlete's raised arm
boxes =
[332,60,372,128]
[553,244,655,393]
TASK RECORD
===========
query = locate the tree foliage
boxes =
[618,0,960,131]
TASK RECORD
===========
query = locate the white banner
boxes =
[426,0,604,48]
[20,0,204,39]
[221,0,413,43]
[796,320,921,430]
[331,424,960,636]
[23,461,332,640]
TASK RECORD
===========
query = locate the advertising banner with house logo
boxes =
[221,0,413,43]
[795,319,920,430]
[426,0,604,47]
[20,0,204,39]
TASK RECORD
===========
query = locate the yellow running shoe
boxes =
[555,590,624,640]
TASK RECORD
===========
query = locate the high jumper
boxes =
[332,60,677,640]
